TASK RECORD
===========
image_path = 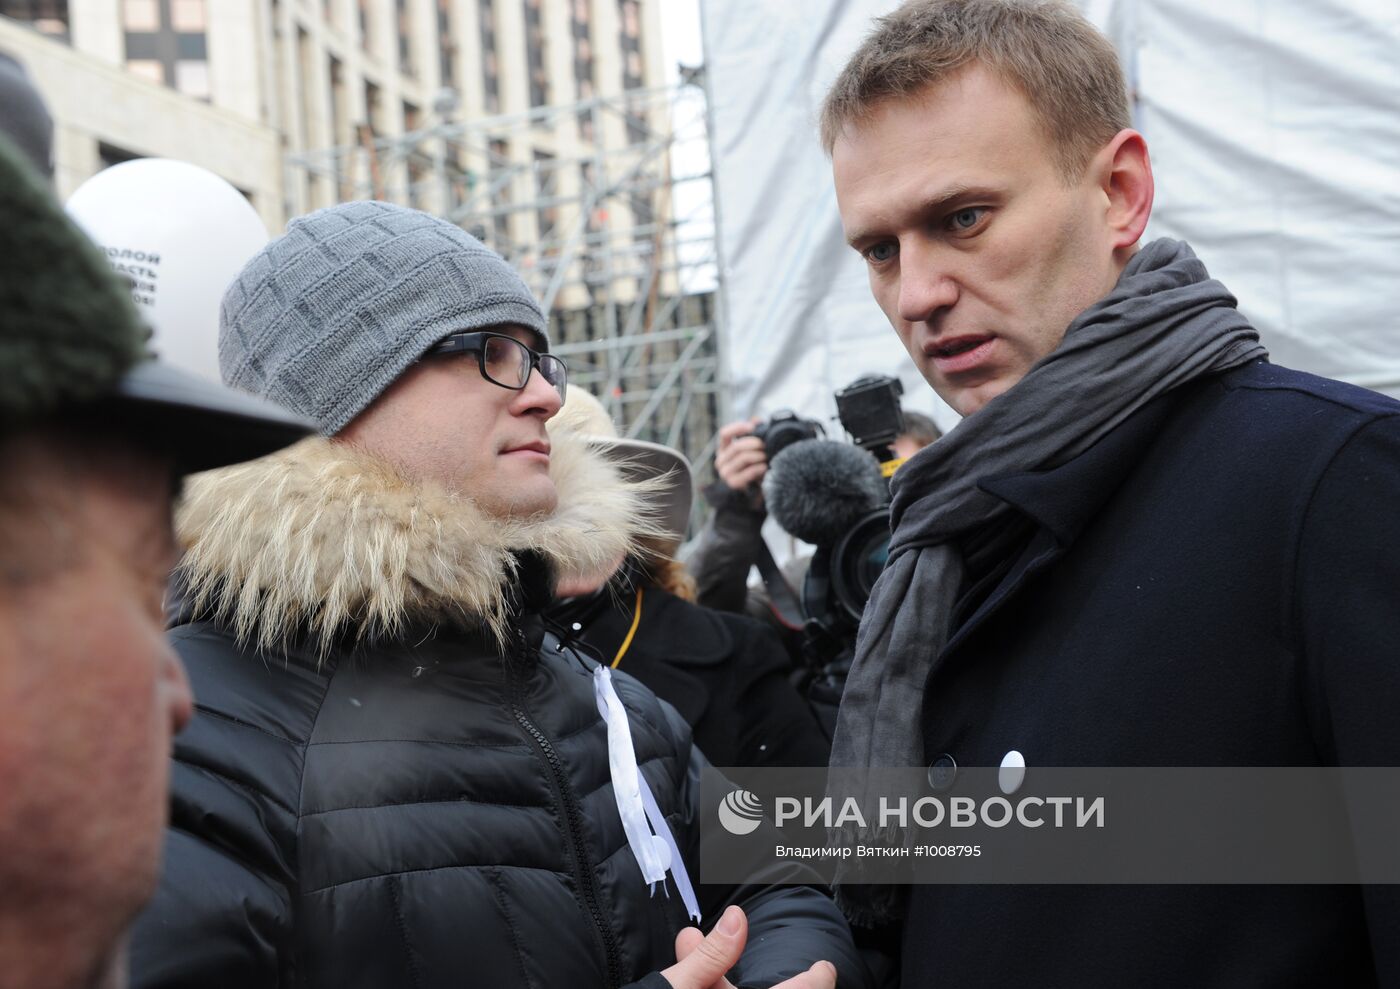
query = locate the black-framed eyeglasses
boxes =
[428,331,567,402]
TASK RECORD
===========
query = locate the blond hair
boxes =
[635,535,698,603]
[820,0,1131,178]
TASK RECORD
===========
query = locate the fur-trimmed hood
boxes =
[175,427,660,653]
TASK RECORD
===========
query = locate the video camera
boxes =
[800,374,903,631]
[759,374,907,736]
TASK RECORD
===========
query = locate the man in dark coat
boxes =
[128,201,867,989]
[820,0,1400,985]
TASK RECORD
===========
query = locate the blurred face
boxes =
[338,324,564,519]
[832,64,1126,417]
[0,434,192,984]
[891,433,928,460]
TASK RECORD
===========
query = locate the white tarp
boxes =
[703,0,1400,433]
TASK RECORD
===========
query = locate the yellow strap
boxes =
[880,456,907,478]
[611,587,644,668]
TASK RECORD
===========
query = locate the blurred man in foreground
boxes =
[0,134,310,989]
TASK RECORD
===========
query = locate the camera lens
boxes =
[830,509,891,624]
[754,411,824,463]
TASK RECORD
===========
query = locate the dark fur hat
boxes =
[0,133,147,424]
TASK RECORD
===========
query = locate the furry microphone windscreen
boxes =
[763,438,887,547]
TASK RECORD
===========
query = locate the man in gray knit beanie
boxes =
[132,199,863,989]
[220,199,550,436]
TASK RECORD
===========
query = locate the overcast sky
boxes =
[659,0,704,84]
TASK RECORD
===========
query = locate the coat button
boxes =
[927,753,957,792]
[999,750,1025,795]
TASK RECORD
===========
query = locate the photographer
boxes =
[687,406,940,635]
[547,389,830,774]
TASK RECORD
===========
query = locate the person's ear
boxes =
[1093,129,1153,255]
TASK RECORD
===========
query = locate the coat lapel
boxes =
[938,385,1188,662]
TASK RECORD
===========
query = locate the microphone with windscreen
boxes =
[763,438,888,547]
[762,438,894,739]
[764,438,893,628]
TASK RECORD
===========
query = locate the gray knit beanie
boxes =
[219,200,548,435]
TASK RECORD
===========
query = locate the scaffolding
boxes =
[284,79,728,498]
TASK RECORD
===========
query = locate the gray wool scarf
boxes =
[830,238,1268,926]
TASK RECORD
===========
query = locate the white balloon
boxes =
[66,158,269,383]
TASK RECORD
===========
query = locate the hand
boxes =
[715,418,768,495]
[660,905,838,989]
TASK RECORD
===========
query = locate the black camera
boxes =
[791,375,907,737]
[811,373,905,624]
[752,409,824,462]
[834,374,905,457]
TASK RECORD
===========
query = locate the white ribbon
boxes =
[639,769,701,923]
[593,665,701,923]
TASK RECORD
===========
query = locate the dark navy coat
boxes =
[904,361,1400,987]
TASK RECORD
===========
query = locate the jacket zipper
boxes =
[506,634,623,989]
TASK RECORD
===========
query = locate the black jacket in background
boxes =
[552,579,832,769]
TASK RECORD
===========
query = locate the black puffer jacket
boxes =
[129,435,868,989]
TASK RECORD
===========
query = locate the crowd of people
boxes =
[2,1,1398,987]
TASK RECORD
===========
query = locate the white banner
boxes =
[703,0,1400,434]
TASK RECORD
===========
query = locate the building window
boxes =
[329,55,347,139]
[170,0,203,31]
[617,0,644,141]
[523,0,547,108]
[479,0,499,114]
[328,55,351,199]
[619,0,639,40]
[436,0,454,88]
[396,0,415,77]
[296,26,312,148]
[358,0,371,53]
[617,0,641,88]
[122,0,158,31]
[404,100,424,208]
[631,190,653,232]
[365,80,383,134]
[123,0,209,100]
[572,0,593,127]
[489,138,511,250]
[534,149,557,244]
[1,0,70,41]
